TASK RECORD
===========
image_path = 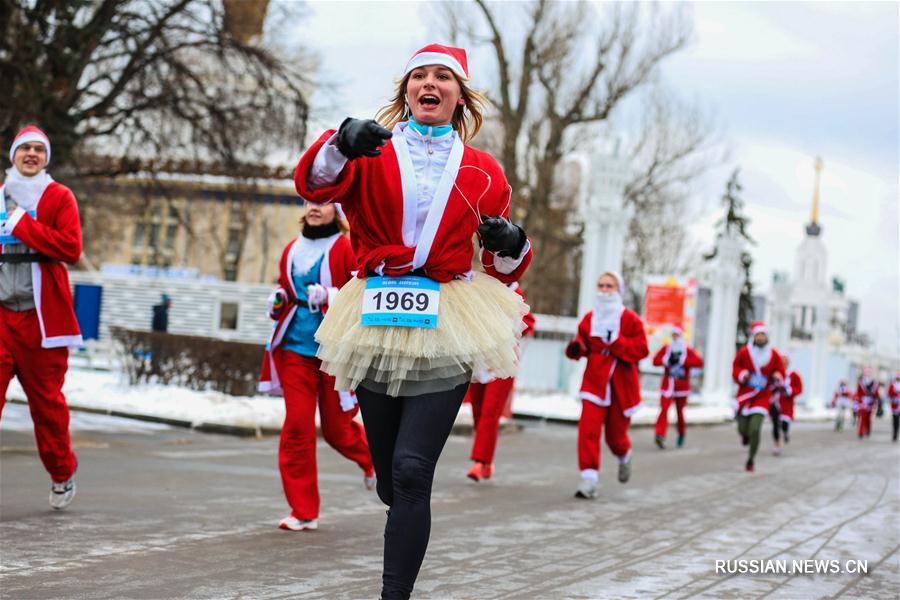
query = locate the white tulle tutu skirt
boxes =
[315,272,529,397]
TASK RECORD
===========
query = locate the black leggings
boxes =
[892,413,899,441]
[769,403,782,442]
[356,382,468,600]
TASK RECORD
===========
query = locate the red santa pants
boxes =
[277,351,374,520]
[857,409,872,437]
[0,307,77,483]
[468,377,515,464]
[578,399,631,473]
[654,395,687,438]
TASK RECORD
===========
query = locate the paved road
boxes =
[2,402,898,599]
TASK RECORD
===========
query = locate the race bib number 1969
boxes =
[361,275,440,329]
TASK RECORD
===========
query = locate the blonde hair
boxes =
[375,72,487,144]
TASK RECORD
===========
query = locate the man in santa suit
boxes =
[732,322,785,472]
[652,325,703,449]
[769,353,803,455]
[465,281,536,482]
[831,379,853,432]
[566,271,649,499]
[0,126,82,509]
[888,372,900,442]
[855,367,881,439]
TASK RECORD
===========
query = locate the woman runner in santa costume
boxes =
[0,126,82,509]
[652,325,703,449]
[294,44,532,599]
[731,322,785,472]
[768,353,802,455]
[259,201,375,532]
[831,379,853,432]
[565,271,649,499]
[465,281,535,482]
[854,367,881,439]
[888,372,900,442]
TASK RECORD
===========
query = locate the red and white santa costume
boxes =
[0,127,81,484]
[773,369,803,424]
[466,282,535,467]
[855,374,881,438]
[566,277,649,481]
[258,224,374,522]
[832,382,853,409]
[731,332,785,417]
[889,376,900,415]
[889,374,900,442]
[652,327,703,441]
[294,85,532,397]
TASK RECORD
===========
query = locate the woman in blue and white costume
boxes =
[259,202,374,532]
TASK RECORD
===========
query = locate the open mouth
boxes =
[418,94,441,107]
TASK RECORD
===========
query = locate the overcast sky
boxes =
[291,1,898,356]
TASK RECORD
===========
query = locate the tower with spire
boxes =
[794,157,828,293]
[806,156,823,237]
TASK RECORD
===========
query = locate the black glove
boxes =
[336,118,392,159]
[565,340,586,360]
[668,352,681,366]
[478,217,527,258]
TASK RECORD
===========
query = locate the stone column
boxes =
[807,302,829,410]
[568,150,632,395]
[572,151,633,316]
[769,271,793,351]
[700,229,745,405]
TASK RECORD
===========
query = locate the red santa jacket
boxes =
[652,343,703,398]
[565,308,649,417]
[832,384,853,408]
[855,378,881,413]
[732,345,786,415]
[258,233,355,394]
[772,370,803,422]
[2,182,82,348]
[294,128,532,284]
[889,381,900,414]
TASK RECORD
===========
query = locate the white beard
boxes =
[747,341,772,371]
[591,292,624,340]
[3,167,53,210]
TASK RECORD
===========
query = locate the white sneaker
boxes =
[278,516,318,531]
[364,474,376,491]
[49,477,76,510]
[574,478,597,499]
[618,456,632,484]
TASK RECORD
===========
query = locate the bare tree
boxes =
[0,0,311,175]
[620,86,725,312]
[1,0,312,280]
[438,0,696,313]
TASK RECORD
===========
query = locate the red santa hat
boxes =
[671,325,684,336]
[750,321,769,336]
[9,125,51,165]
[404,44,469,80]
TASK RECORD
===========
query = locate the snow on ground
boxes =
[5,368,286,433]
[1,401,171,434]
[5,366,836,433]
